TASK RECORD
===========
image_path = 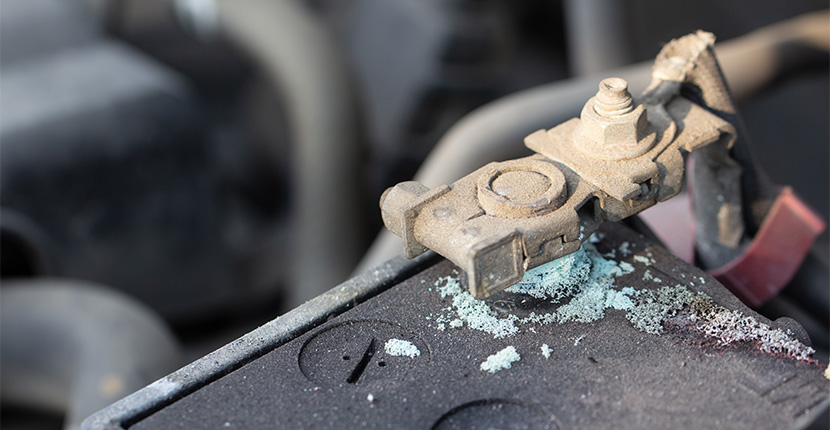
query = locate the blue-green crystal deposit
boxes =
[434,239,815,362]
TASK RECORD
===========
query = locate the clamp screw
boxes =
[574,76,655,160]
[594,78,634,117]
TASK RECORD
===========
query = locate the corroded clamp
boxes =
[381,74,736,299]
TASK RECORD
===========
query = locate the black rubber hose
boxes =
[0,279,182,430]
[216,0,366,306]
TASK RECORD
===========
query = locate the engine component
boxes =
[1,279,181,430]
[81,223,829,429]
[0,0,286,323]
[381,33,739,299]
[216,0,366,304]
[0,0,99,64]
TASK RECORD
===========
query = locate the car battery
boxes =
[83,223,829,429]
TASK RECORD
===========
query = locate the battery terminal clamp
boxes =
[379,31,800,300]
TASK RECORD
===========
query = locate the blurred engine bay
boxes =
[1,0,828,428]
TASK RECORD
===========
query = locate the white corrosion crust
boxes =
[480,346,520,373]
[384,338,421,358]
[541,344,552,359]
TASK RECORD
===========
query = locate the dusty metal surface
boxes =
[92,224,828,429]
[380,32,738,299]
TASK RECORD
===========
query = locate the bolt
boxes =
[574,77,655,160]
[594,78,634,117]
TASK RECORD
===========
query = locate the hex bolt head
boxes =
[574,77,656,160]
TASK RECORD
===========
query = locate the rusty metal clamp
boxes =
[380,35,739,299]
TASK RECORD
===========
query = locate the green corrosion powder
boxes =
[434,238,814,362]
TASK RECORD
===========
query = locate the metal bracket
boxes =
[381,65,735,298]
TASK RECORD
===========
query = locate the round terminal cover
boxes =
[477,159,568,218]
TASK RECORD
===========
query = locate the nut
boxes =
[574,78,655,160]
